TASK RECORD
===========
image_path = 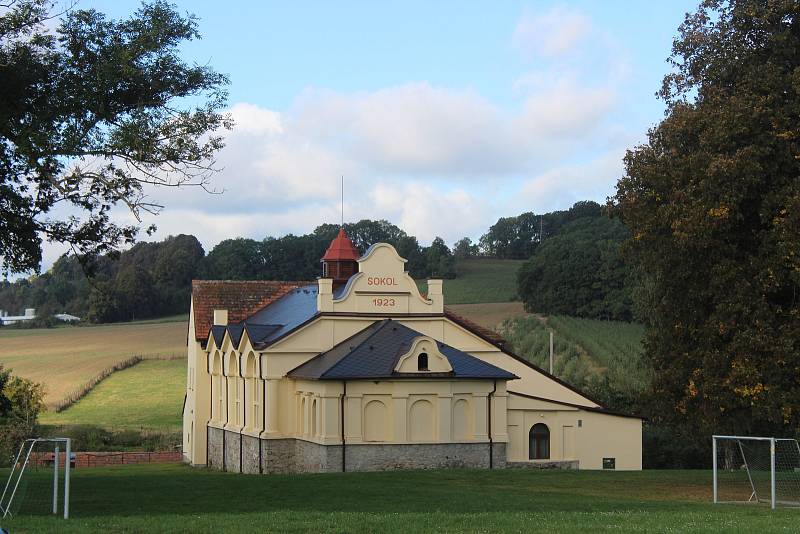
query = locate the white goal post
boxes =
[713,435,800,509]
[0,438,71,520]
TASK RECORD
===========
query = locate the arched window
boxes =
[529,423,550,460]
[418,352,429,371]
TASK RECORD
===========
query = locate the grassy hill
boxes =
[419,258,525,304]
[2,465,794,532]
[39,359,186,431]
[0,317,187,407]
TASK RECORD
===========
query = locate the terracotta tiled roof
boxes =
[191,280,306,341]
[443,306,507,347]
[321,228,360,261]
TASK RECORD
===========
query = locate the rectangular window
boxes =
[603,457,616,470]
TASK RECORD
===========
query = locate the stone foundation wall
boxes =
[206,425,508,474]
[224,429,241,473]
[207,426,223,470]
[262,438,296,474]
[295,439,343,473]
[344,442,504,472]
[506,459,579,470]
[242,435,261,474]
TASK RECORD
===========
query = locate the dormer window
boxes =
[394,336,452,374]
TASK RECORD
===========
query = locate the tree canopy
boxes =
[610,0,800,435]
[517,216,632,321]
[0,219,457,323]
[479,201,603,259]
[0,0,230,274]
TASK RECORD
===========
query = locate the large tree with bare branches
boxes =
[0,0,230,274]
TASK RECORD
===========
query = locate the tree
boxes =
[425,237,457,279]
[202,238,264,280]
[0,365,45,465]
[610,0,800,435]
[114,264,155,320]
[479,202,604,259]
[453,237,478,259]
[517,217,632,321]
[0,0,230,275]
[86,280,119,323]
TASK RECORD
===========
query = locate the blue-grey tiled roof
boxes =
[288,319,517,381]
[247,285,319,346]
[210,325,226,347]
[208,285,320,350]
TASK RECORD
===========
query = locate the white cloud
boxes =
[518,77,615,139]
[229,103,283,135]
[513,5,591,59]
[515,150,626,214]
[369,181,491,243]
[104,75,623,255]
[29,4,638,272]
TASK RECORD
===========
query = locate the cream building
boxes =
[183,230,642,473]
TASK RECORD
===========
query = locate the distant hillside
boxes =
[419,258,525,305]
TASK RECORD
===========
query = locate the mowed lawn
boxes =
[0,319,187,407]
[419,258,525,304]
[39,359,186,431]
[1,466,793,533]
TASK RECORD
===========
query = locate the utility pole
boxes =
[539,215,543,243]
[549,330,554,374]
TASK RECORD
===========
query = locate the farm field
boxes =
[447,301,528,330]
[420,258,525,304]
[502,314,650,397]
[39,359,186,431]
[1,465,791,533]
[546,315,646,371]
[0,318,187,407]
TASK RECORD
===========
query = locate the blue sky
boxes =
[42,1,698,268]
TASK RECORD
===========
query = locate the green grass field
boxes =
[0,318,187,407]
[0,465,792,533]
[39,359,186,431]
[420,258,525,304]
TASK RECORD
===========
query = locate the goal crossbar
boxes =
[0,438,71,519]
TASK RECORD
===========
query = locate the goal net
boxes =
[0,438,71,519]
[713,435,800,509]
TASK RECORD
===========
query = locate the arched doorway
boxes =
[529,423,550,460]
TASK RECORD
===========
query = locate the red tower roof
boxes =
[321,228,360,261]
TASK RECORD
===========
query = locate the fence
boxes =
[28,451,182,469]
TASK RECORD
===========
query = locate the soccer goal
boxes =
[713,435,800,509]
[0,438,71,519]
